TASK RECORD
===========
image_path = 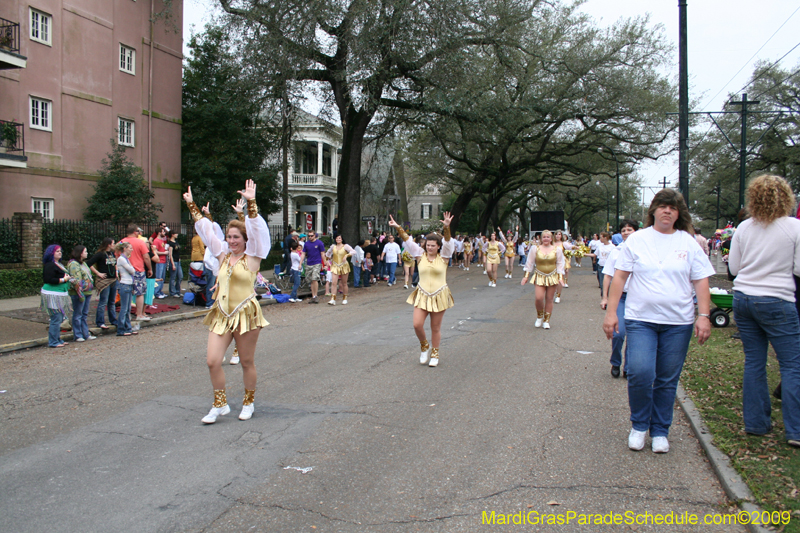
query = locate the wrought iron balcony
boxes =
[290,173,337,188]
[0,120,27,168]
[0,18,26,70]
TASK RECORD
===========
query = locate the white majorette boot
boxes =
[534,310,545,328]
[420,339,432,364]
[428,347,439,367]
[202,389,230,424]
[239,389,255,420]
[542,312,552,330]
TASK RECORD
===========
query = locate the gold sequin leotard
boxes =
[203,254,269,335]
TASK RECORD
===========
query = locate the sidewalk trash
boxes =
[283,465,313,474]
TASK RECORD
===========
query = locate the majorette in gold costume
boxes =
[522,230,565,330]
[482,236,506,286]
[326,239,354,305]
[499,227,519,279]
[389,212,455,367]
[184,180,270,425]
[554,232,573,301]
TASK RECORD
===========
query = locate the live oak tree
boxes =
[216,0,535,244]
[84,139,162,225]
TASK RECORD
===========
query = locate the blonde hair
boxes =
[540,230,553,241]
[746,174,796,224]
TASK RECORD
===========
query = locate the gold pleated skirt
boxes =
[531,269,562,287]
[204,298,269,335]
[330,263,351,276]
[407,286,454,313]
[487,253,501,265]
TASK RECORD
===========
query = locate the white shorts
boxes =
[326,271,332,282]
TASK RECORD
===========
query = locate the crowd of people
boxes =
[39,176,799,453]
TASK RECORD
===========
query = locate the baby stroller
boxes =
[184,262,208,306]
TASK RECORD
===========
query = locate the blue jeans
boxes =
[70,294,92,340]
[596,267,604,290]
[168,262,183,296]
[48,309,65,347]
[117,283,133,335]
[95,281,118,327]
[386,262,397,284]
[625,320,694,437]
[290,269,301,299]
[610,292,628,371]
[155,262,167,296]
[353,264,361,287]
[412,267,419,286]
[204,267,216,307]
[733,292,800,440]
[377,259,386,280]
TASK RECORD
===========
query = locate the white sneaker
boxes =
[508,274,512,279]
[483,270,487,275]
[554,296,561,303]
[428,356,439,367]
[542,321,550,329]
[87,335,97,340]
[420,347,431,365]
[75,337,85,342]
[202,404,230,424]
[534,317,543,328]
[328,299,336,306]
[342,299,348,305]
[229,355,240,365]
[404,284,408,289]
[239,404,254,421]
[652,436,670,453]
[628,428,647,451]
[564,283,569,288]
[138,316,151,321]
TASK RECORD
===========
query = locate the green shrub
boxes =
[0,268,43,299]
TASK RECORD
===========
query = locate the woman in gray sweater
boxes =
[729,174,800,448]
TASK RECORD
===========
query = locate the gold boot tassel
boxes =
[242,389,255,406]
[213,389,228,408]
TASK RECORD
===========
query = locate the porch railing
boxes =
[291,173,337,188]
[0,18,20,55]
[0,120,24,155]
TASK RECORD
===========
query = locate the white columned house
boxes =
[268,109,342,235]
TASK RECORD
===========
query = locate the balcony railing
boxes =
[0,18,20,55]
[291,173,337,188]
[0,120,27,167]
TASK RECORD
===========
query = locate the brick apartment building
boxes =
[0,0,182,222]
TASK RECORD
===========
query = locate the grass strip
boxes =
[682,326,800,532]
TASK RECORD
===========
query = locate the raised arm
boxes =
[239,180,271,271]
[388,214,423,258]
[498,227,508,244]
[185,187,229,262]
[440,212,455,257]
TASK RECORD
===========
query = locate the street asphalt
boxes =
[0,264,748,532]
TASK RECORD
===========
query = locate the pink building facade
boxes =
[0,0,182,222]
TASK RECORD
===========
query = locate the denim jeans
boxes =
[290,269,301,299]
[596,267,604,291]
[377,259,386,280]
[204,267,216,307]
[95,281,118,327]
[117,283,133,335]
[48,309,65,346]
[412,267,419,286]
[625,319,694,437]
[386,262,398,284]
[168,262,183,296]
[70,294,92,340]
[733,292,800,440]
[610,292,628,371]
[155,261,167,296]
[353,264,361,287]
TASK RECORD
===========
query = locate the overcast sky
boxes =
[182,0,800,203]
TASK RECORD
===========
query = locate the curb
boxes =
[676,385,771,533]
[0,290,313,356]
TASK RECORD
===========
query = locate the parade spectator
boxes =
[41,244,72,347]
[191,230,205,262]
[364,238,380,284]
[115,242,135,336]
[149,221,167,243]
[288,241,304,302]
[87,238,117,329]
[166,230,183,297]
[332,217,339,239]
[728,174,800,448]
[381,235,401,286]
[67,245,96,342]
[601,220,638,378]
[376,235,387,280]
[363,252,374,283]
[152,226,169,298]
[694,227,709,255]
[303,230,326,304]
[603,189,714,454]
[120,223,153,322]
[352,239,366,288]
[281,225,295,274]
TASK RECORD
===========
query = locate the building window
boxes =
[30,8,52,46]
[30,96,52,131]
[438,203,443,215]
[421,203,432,220]
[118,118,134,147]
[32,198,54,221]
[120,44,135,74]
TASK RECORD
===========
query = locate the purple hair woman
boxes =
[41,244,72,347]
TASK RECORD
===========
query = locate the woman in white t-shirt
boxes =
[729,175,800,448]
[603,189,714,454]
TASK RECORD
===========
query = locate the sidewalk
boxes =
[0,278,308,354]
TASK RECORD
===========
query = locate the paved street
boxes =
[0,265,743,532]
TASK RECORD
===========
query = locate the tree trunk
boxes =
[337,108,373,246]
[448,185,478,234]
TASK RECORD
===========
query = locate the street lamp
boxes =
[596,181,610,231]
[598,146,620,232]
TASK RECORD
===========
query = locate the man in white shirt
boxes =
[455,236,465,268]
[589,233,600,272]
[594,232,615,293]
[380,235,402,286]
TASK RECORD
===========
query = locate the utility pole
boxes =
[659,176,670,189]
[678,0,690,206]
[730,94,758,209]
[713,182,721,229]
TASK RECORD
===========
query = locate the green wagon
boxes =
[709,292,733,328]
